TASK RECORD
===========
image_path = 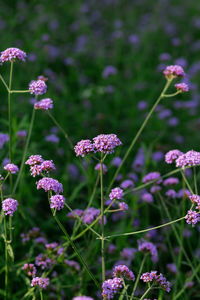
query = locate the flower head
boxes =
[175,83,189,93]
[163,65,185,79]
[109,187,124,201]
[22,263,37,277]
[93,134,122,154]
[0,47,26,62]
[142,172,161,184]
[95,163,108,173]
[165,149,183,164]
[74,139,94,157]
[4,163,19,174]
[25,155,44,166]
[113,265,135,281]
[176,150,200,169]
[50,194,65,210]
[29,80,47,95]
[36,177,63,194]
[2,198,18,216]
[102,277,123,299]
[34,98,53,110]
[138,239,158,262]
[31,277,50,289]
[185,210,200,226]
[141,271,170,292]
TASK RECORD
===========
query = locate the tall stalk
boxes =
[100,155,105,283]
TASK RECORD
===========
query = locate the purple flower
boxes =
[185,210,200,226]
[35,253,53,270]
[138,239,158,262]
[141,271,170,292]
[163,65,185,79]
[34,98,53,110]
[93,134,122,154]
[165,149,183,164]
[64,259,80,271]
[113,265,135,281]
[142,172,161,184]
[132,148,145,171]
[22,263,37,277]
[25,155,44,166]
[166,189,177,198]
[109,187,124,201]
[2,198,18,216]
[111,157,122,167]
[50,195,65,210]
[31,277,50,289]
[16,130,27,138]
[176,150,200,168]
[82,207,106,225]
[67,209,84,219]
[95,163,108,173]
[29,79,47,95]
[141,192,154,203]
[118,202,128,211]
[45,134,59,144]
[4,163,19,174]
[45,242,58,250]
[175,83,189,93]
[0,133,9,149]
[166,263,177,274]
[0,47,26,62]
[36,177,63,194]
[102,277,123,299]
[163,177,179,186]
[74,139,94,157]
[120,180,134,189]
[120,248,136,260]
[102,66,117,78]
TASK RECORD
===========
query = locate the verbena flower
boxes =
[142,172,161,184]
[72,297,94,300]
[165,189,177,198]
[113,265,135,280]
[163,65,185,79]
[120,180,134,189]
[4,163,19,174]
[2,198,18,216]
[138,239,158,262]
[22,263,37,277]
[45,134,59,144]
[16,130,27,138]
[35,253,54,270]
[0,47,26,62]
[175,83,189,92]
[25,155,44,166]
[109,187,124,201]
[93,134,122,154]
[102,277,123,299]
[74,139,94,157]
[141,271,170,292]
[64,259,80,271]
[29,79,47,95]
[141,192,154,203]
[118,202,128,211]
[34,98,53,110]
[0,133,9,149]
[45,242,58,251]
[95,163,108,173]
[166,263,177,274]
[31,277,50,289]
[165,149,183,164]
[82,207,106,225]
[176,150,200,168]
[36,177,63,193]
[163,177,179,186]
[120,248,136,260]
[50,194,65,210]
[185,210,200,226]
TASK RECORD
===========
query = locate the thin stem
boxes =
[181,171,193,194]
[100,157,105,283]
[12,107,36,195]
[107,78,173,193]
[122,278,129,300]
[39,290,43,300]
[130,255,147,300]
[139,284,152,300]
[47,111,73,150]
[64,202,101,238]
[53,214,100,289]
[105,216,185,239]
[1,187,8,300]
[193,167,198,194]
[0,74,9,92]
[162,91,181,97]
[10,90,30,93]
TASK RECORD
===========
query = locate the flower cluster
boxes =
[113,265,135,281]
[50,195,65,210]
[165,149,183,164]
[72,297,94,300]
[30,160,55,177]
[29,79,47,95]
[138,239,158,262]
[185,210,200,226]
[35,253,54,270]
[34,98,53,110]
[141,271,170,292]
[31,277,50,289]
[175,150,200,169]
[175,83,189,93]
[102,277,123,299]
[163,65,185,79]
[2,198,18,216]
[74,134,122,157]
[0,47,26,62]
[22,263,37,277]
[36,177,63,194]
[0,133,9,149]
[4,163,19,174]
[109,187,128,211]
[142,172,161,184]
[25,155,44,166]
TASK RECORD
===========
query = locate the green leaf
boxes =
[7,244,14,261]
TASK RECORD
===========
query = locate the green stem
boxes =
[39,290,43,300]
[12,107,36,195]
[0,74,9,92]
[47,111,73,150]
[10,90,30,93]
[140,284,152,300]
[107,78,173,193]
[193,167,198,194]
[105,216,185,239]
[1,187,8,300]
[8,62,14,193]
[181,171,193,194]
[162,91,181,97]
[122,278,129,300]
[130,255,147,300]
[53,214,100,289]
[100,157,105,283]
